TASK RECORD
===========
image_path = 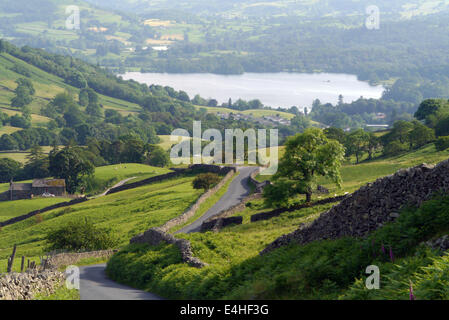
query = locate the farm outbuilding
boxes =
[31,179,66,197]
[0,179,66,201]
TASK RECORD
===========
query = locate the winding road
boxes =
[79,166,258,300]
[176,166,258,234]
[79,264,162,300]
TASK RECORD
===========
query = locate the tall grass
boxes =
[106,195,449,300]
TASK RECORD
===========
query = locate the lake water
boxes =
[121,72,385,109]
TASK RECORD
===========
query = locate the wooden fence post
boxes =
[6,244,17,273]
[20,256,25,273]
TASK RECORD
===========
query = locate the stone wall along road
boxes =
[262,161,449,255]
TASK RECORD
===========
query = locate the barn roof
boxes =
[32,179,66,188]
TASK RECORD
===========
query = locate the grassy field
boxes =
[256,143,449,195]
[319,144,449,194]
[0,175,203,273]
[194,105,295,120]
[0,152,30,164]
[0,163,169,222]
[106,201,337,299]
[0,126,22,135]
[34,284,80,300]
[0,107,51,125]
[107,193,449,300]
[241,109,295,120]
[0,147,57,164]
[93,164,169,185]
[85,163,171,196]
[0,52,142,129]
[157,135,191,151]
[105,143,449,300]
[0,198,68,223]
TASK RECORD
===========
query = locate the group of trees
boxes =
[310,97,416,129]
[11,78,35,109]
[307,98,449,164]
[264,98,449,208]
[0,136,171,193]
[0,145,95,193]
[0,109,31,130]
[323,119,436,164]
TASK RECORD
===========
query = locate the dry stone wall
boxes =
[261,161,449,255]
[200,216,243,232]
[106,164,235,195]
[130,165,238,268]
[0,197,88,228]
[199,193,262,232]
[130,228,206,268]
[159,167,237,232]
[0,250,119,300]
[0,270,65,300]
[425,235,449,252]
[46,250,117,269]
[248,167,271,193]
[106,171,185,195]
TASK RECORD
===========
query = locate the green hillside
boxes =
[0,40,277,159]
[194,105,296,120]
[105,143,449,300]
[0,175,202,273]
[0,51,141,118]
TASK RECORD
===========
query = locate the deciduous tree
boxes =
[264,128,345,206]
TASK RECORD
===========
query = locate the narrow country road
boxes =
[79,166,258,299]
[176,166,259,234]
[79,264,162,300]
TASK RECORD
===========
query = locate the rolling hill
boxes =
[106,142,449,300]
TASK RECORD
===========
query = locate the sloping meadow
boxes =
[0,176,201,272]
[107,194,449,300]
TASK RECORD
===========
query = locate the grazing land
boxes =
[106,143,449,300]
[0,175,202,273]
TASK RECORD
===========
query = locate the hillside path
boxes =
[79,264,163,300]
[175,166,259,234]
[91,177,137,199]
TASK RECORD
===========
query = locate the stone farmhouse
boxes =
[0,179,66,201]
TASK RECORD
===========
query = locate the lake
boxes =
[120,72,385,109]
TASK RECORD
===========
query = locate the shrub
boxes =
[435,136,449,151]
[46,218,118,252]
[192,173,221,190]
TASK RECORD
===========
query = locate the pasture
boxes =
[0,176,202,272]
